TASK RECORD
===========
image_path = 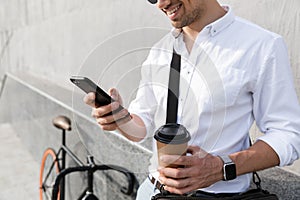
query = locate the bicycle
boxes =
[39,115,138,200]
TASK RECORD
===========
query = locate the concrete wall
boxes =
[0,0,170,94]
[0,0,299,190]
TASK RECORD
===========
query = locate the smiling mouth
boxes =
[165,4,182,17]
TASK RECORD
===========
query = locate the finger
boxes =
[98,108,130,125]
[91,107,105,119]
[97,113,131,131]
[187,145,200,154]
[159,175,189,189]
[109,88,124,105]
[109,88,118,100]
[159,167,189,179]
[163,183,197,195]
[91,102,118,118]
[160,154,197,167]
[187,146,208,158]
[92,102,115,118]
[160,164,206,181]
[159,172,200,195]
[159,154,181,166]
[84,92,97,107]
[97,120,118,131]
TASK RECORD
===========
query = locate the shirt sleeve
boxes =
[253,36,300,166]
[128,54,157,142]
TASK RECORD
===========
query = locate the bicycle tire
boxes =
[39,148,60,200]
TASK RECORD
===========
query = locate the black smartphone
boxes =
[70,76,124,115]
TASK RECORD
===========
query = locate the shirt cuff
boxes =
[257,130,299,167]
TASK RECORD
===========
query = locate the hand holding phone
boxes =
[70,76,125,116]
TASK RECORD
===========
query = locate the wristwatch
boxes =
[219,155,236,181]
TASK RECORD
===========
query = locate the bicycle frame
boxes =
[54,133,85,200]
[42,115,138,200]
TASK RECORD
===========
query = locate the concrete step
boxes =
[0,123,39,200]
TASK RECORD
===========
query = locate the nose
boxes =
[156,0,171,10]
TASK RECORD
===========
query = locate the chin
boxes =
[171,21,183,29]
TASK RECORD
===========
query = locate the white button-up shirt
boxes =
[128,6,300,193]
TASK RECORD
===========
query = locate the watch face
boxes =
[224,163,236,180]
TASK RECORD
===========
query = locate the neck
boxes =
[182,2,226,51]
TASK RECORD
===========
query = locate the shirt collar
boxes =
[171,5,235,38]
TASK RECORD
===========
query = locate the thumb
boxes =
[187,145,208,158]
[109,88,123,105]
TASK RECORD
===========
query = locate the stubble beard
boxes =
[171,7,203,29]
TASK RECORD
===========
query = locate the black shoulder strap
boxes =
[166,49,181,124]
[249,138,263,189]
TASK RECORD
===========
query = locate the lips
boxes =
[164,4,182,20]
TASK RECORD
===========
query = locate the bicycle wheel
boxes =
[39,148,60,200]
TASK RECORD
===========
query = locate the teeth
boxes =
[167,5,180,15]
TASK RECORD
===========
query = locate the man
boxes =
[84,0,300,199]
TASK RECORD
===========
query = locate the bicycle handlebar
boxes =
[52,164,137,200]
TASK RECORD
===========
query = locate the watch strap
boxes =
[219,155,233,164]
